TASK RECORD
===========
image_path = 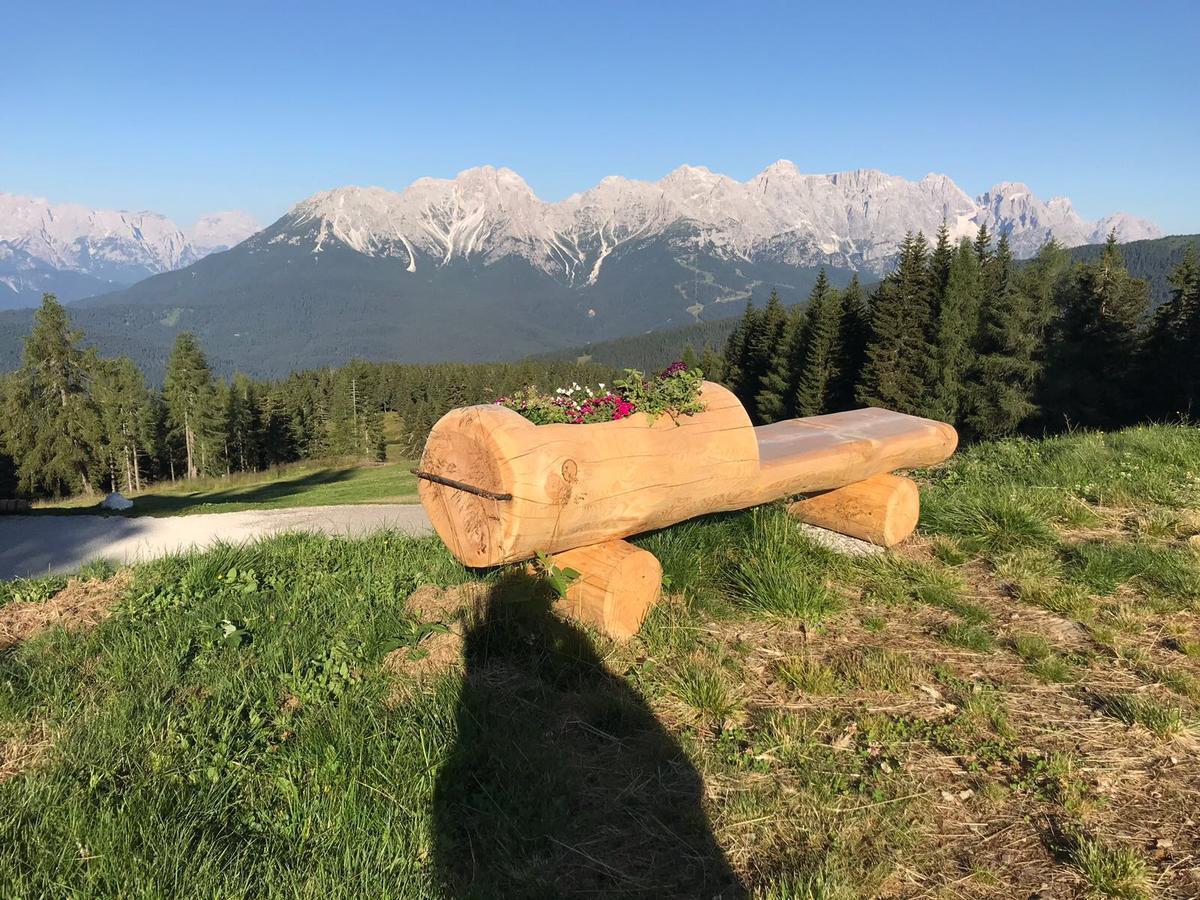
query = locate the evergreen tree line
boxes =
[0,295,615,498]
[3,231,1197,501]
[718,227,1200,439]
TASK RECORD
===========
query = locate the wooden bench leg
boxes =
[787,473,920,548]
[550,540,663,640]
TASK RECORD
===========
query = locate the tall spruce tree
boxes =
[92,355,153,493]
[226,374,266,472]
[858,233,937,416]
[963,238,1063,439]
[0,294,102,497]
[163,332,224,478]
[721,299,758,402]
[1143,247,1200,419]
[928,238,983,424]
[929,222,955,305]
[750,290,793,423]
[1042,233,1150,429]
[829,276,868,411]
[792,270,843,417]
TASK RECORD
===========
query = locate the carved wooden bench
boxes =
[416,381,957,638]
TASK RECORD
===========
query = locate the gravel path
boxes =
[0,505,433,580]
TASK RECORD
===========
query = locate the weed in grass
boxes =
[1127,506,1200,541]
[920,485,1059,554]
[835,648,926,693]
[0,575,67,607]
[1129,661,1199,700]
[852,555,966,617]
[1096,692,1188,738]
[757,868,855,899]
[861,615,887,633]
[777,658,840,695]
[726,509,840,622]
[1015,578,1096,620]
[1029,656,1079,683]
[1167,635,1200,659]
[1014,752,1092,811]
[937,622,995,652]
[669,663,744,731]
[929,535,969,566]
[1011,633,1052,661]
[1055,825,1151,900]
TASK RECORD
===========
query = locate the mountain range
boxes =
[0,162,1166,378]
[0,194,260,308]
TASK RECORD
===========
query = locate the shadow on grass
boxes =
[433,572,746,899]
[30,467,358,517]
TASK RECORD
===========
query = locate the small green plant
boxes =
[0,575,67,606]
[668,663,743,730]
[533,550,581,599]
[937,622,995,652]
[777,657,840,694]
[1056,826,1151,899]
[1097,692,1188,738]
[378,620,452,662]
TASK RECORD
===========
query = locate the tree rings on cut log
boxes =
[551,540,663,640]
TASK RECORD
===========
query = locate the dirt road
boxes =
[0,505,433,580]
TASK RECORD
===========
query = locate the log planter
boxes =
[417,381,957,639]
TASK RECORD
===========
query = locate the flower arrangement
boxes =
[495,362,706,425]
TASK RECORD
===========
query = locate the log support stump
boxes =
[550,540,663,640]
[787,473,920,548]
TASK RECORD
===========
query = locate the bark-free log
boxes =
[417,382,957,567]
[787,473,920,547]
[551,540,663,639]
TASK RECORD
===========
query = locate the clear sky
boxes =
[4,0,1198,233]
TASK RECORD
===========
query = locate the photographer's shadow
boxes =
[432,572,746,898]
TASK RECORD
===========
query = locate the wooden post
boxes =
[550,540,663,640]
[787,473,920,548]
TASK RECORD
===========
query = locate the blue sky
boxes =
[4,0,1198,233]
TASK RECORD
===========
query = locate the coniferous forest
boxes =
[1,230,1197,500]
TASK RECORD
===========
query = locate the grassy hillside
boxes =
[3,427,1200,896]
[28,459,418,517]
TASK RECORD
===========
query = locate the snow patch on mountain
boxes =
[267,162,1161,280]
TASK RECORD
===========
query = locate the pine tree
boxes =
[0,295,102,497]
[973,223,992,265]
[698,345,724,382]
[1042,233,1150,429]
[963,239,1064,439]
[92,355,153,493]
[791,270,843,416]
[1143,247,1200,419]
[226,374,266,472]
[829,276,868,411]
[858,233,937,416]
[721,299,758,402]
[928,238,983,424]
[751,290,793,423]
[163,332,224,478]
[929,222,955,305]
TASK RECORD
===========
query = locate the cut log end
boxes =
[550,540,663,640]
[787,473,920,548]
